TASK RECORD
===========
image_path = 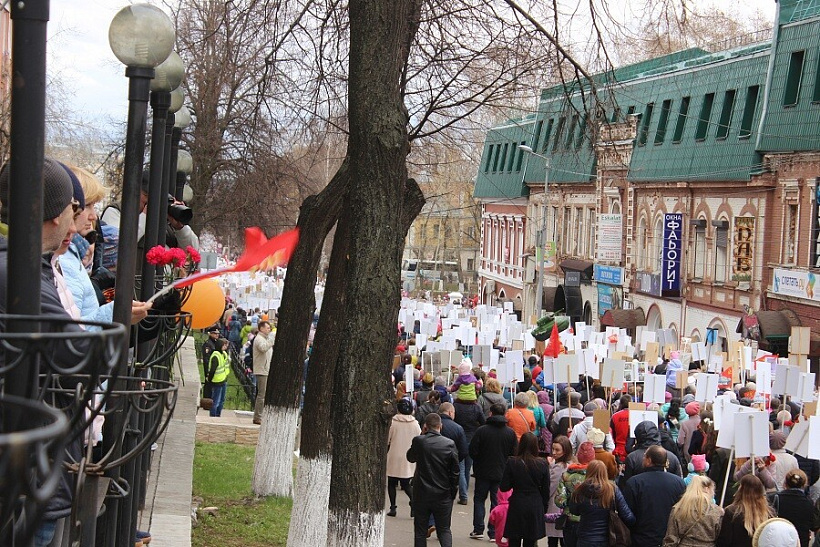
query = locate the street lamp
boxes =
[105,6,175,547]
[171,107,193,200]
[518,145,551,324]
[142,51,185,302]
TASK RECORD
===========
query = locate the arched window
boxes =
[638,217,648,270]
[653,216,664,273]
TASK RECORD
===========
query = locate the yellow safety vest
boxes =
[210,351,230,384]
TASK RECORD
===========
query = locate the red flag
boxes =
[543,323,564,359]
[168,227,299,290]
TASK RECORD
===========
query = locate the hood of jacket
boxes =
[496,489,512,505]
[633,420,661,448]
[537,390,550,404]
[486,415,508,427]
[393,413,417,424]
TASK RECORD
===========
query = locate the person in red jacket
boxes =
[610,394,632,462]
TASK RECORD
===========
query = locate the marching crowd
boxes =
[388,346,820,547]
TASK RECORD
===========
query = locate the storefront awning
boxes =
[601,308,646,329]
[735,310,794,340]
[560,259,594,278]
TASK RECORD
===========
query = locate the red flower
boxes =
[186,246,201,265]
[168,247,187,268]
[146,245,171,266]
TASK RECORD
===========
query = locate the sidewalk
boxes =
[139,337,201,546]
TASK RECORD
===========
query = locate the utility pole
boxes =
[519,145,550,322]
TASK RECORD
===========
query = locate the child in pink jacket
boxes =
[487,489,511,546]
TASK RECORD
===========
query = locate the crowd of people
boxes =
[388,341,820,547]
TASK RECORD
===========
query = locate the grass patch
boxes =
[192,442,291,547]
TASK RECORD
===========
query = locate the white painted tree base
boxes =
[251,405,299,497]
[327,509,384,547]
[286,455,332,547]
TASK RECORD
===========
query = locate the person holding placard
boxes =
[716,474,774,547]
[610,395,633,462]
[570,402,615,453]
[768,432,799,492]
[734,456,777,492]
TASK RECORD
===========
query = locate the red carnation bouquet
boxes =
[146,245,201,279]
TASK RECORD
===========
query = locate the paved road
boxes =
[383,482,548,546]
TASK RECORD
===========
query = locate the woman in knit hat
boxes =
[768,431,798,490]
[685,454,711,486]
[588,427,617,480]
[555,441,596,546]
[677,401,701,464]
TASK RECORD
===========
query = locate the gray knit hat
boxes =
[0,158,74,221]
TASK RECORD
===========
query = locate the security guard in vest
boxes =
[207,338,231,417]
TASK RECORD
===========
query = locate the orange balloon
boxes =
[181,278,225,329]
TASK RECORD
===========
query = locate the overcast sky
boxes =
[47,0,777,129]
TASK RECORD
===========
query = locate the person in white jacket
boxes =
[570,401,614,452]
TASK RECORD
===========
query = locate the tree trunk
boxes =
[325,3,423,542]
[252,160,348,497]
[286,202,349,547]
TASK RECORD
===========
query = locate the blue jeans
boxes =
[472,477,498,536]
[458,455,473,501]
[210,382,227,416]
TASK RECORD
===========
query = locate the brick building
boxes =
[473,0,820,372]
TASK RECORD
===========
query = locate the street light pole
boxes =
[519,145,550,323]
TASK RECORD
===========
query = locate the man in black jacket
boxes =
[439,402,468,462]
[622,420,683,485]
[469,403,517,540]
[623,445,686,547]
[407,413,460,547]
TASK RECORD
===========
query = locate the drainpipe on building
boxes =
[755,0,782,151]
[680,183,693,340]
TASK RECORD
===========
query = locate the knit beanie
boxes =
[587,428,606,448]
[769,431,787,450]
[459,358,472,375]
[685,401,700,416]
[664,391,673,402]
[682,393,695,405]
[0,157,74,221]
[689,454,708,473]
[576,441,595,464]
[59,162,85,210]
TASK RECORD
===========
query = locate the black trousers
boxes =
[387,476,412,508]
[413,496,453,547]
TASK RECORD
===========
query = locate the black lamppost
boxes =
[171,106,192,201]
[103,6,175,547]
[176,149,193,203]
[158,88,185,237]
[141,51,185,302]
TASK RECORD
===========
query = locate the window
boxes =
[532,120,544,152]
[653,217,664,272]
[467,258,475,271]
[563,207,571,254]
[654,99,672,145]
[813,179,820,266]
[484,145,494,172]
[638,217,648,269]
[587,209,596,259]
[672,97,690,143]
[506,142,516,171]
[491,145,501,172]
[565,114,578,149]
[786,203,799,263]
[693,222,706,279]
[716,89,736,140]
[638,102,654,146]
[552,117,566,152]
[541,119,554,153]
[813,53,820,102]
[500,143,509,171]
[714,222,728,283]
[575,207,584,256]
[611,107,621,123]
[626,105,636,116]
[784,50,805,107]
[432,223,440,238]
[695,93,715,141]
[739,86,760,139]
[576,115,587,149]
[515,141,525,171]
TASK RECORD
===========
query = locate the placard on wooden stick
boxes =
[644,374,666,404]
[644,342,659,367]
[601,358,625,389]
[593,409,611,432]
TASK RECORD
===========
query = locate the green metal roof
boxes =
[473,117,533,199]
[781,0,820,24]
[475,11,820,196]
